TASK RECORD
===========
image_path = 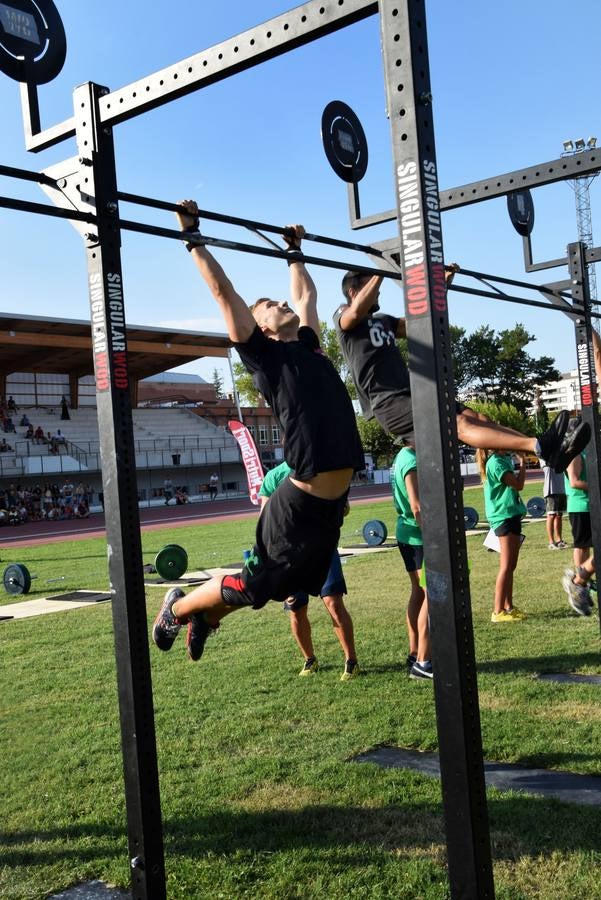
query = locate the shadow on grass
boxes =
[2,795,601,867]
[477,652,601,676]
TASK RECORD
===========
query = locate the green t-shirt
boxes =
[391,447,422,546]
[484,453,526,530]
[258,461,292,498]
[565,452,589,513]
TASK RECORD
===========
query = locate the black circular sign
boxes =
[507,189,535,237]
[321,100,368,184]
[0,0,66,84]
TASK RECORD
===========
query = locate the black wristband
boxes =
[285,247,303,266]
[183,223,201,252]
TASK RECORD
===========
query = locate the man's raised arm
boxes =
[337,275,384,332]
[284,225,319,336]
[176,200,256,344]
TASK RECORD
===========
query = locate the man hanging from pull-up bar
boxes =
[152,200,365,662]
[334,271,590,473]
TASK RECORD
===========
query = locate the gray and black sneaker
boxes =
[552,419,591,474]
[186,613,219,661]
[152,587,186,651]
[562,568,592,617]
[409,660,434,680]
[536,411,569,470]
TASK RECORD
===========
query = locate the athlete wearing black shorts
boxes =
[152,204,364,662]
[334,270,590,472]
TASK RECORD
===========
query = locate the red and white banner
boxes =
[228,419,265,506]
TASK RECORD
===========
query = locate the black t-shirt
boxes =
[333,307,410,419]
[234,325,364,480]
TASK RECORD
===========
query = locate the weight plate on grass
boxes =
[154,544,188,580]
[526,497,545,518]
[463,507,479,530]
[3,563,31,595]
[362,519,388,546]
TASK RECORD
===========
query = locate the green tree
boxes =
[356,416,397,469]
[232,361,261,406]
[211,367,225,399]
[455,324,559,415]
[467,400,534,436]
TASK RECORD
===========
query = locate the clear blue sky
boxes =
[1,0,600,389]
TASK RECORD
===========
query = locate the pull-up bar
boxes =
[116,191,385,257]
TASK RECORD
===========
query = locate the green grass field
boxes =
[1,484,601,900]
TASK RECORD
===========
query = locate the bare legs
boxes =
[457,410,537,453]
[289,593,357,664]
[493,533,521,615]
[406,569,430,662]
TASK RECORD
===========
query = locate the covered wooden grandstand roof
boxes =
[0,312,232,381]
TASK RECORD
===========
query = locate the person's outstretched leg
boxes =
[288,602,318,675]
[321,593,358,679]
[406,570,424,666]
[457,409,590,473]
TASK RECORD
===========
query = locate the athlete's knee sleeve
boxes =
[221,574,253,608]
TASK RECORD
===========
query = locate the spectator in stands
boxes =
[48,434,59,455]
[19,413,31,427]
[31,485,42,520]
[0,489,5,510]
[62,480,74,505]
[60,500,74,520]
[25,424,34,440]
[6,484,17,507]
[60,396,70,420]
[43,484,53,513]
[175,486,189,504]
[33,425,45,444]
[8,506,20,526]
[98,490,104,511]
[4,417,16,433]
[54,429,66,444]
[74,498,90,518]
[209,472,219,500]
[7,396,17,413]
[164,478,174,505]
[46,504,60,521]
[0,438,11,452]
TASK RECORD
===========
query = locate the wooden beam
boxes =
[0,331,229,357]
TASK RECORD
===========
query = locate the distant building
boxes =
[139,373,282,470]
[537,370,581,414]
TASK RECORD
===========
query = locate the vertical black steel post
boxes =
[379,2,495,896]
[568,242,601,631]
[73,82,166,899]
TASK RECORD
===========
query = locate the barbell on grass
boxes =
[3,563,66,596]
[526,497,546,518]
[153,544,189,580]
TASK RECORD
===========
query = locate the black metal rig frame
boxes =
[2,1,600,897]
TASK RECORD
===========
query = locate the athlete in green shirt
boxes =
[391,445,432,680]
[478,450,526,623]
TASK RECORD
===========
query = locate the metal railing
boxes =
[0,436,242,478]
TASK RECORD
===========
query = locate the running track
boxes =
[0,472,542,550]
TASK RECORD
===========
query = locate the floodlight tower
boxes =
[562,137,599,302]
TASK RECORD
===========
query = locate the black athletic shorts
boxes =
[397,541,424,573]
[494,515,523,537]
[569,511,591,549]
[545,494,566,515]
[373,393,467,442]
[221,478,348,609]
